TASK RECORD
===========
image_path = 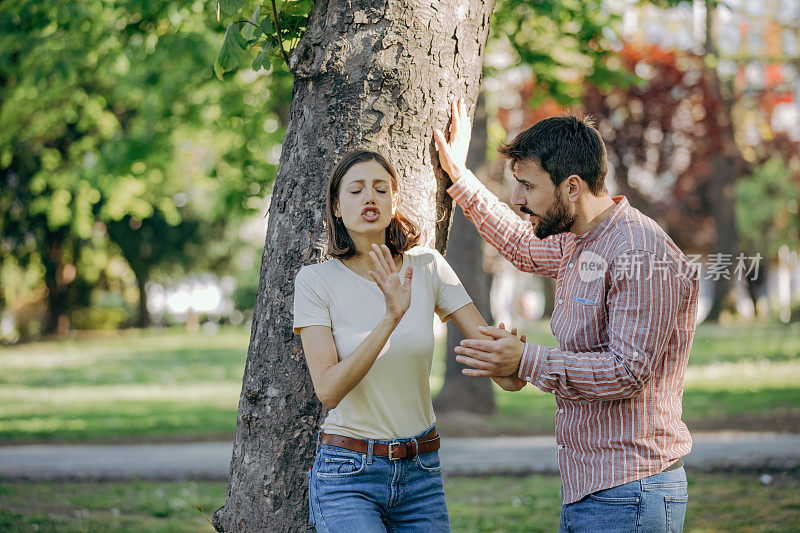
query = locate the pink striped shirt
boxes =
[448,171,698,504]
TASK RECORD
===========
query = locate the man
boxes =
[433,99,699,532]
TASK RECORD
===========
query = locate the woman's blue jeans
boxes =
[559,466,688,532]
[307,424,451,532]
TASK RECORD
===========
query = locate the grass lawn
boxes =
[1,322,799,444]
[1,472,798,532]
[0,329,248,444]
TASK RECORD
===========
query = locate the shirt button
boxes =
[568,263,574,269]
[525,376,532,382]
[558,445,564,450]
[558,409,564,414]
[632,352,638,359]
[558,298,564,304]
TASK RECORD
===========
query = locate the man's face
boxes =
[510,158,576,239]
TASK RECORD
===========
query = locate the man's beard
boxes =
[531,190,576,239]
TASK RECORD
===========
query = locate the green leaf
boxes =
[252,41,274,72]
[242,6,261,41]
[257,15,275,37]
[217,23,247,74]
[252,51,271,72]
[214,60,226,80]
[217,0,246,16]
[280,0,313,16]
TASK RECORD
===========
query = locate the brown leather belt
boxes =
[320,429,440,460]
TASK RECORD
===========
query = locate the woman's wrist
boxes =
[382,311,403,326]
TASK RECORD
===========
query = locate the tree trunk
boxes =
[745,260,768,316]
[702,4,741,322]
[705,152,741,321]
[42,229,70,335]
[434,91,496,415]
[212,1,495,530]
[134,271,149,328]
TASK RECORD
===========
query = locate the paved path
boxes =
[1,432,798,481]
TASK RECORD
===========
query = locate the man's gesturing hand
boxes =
[490,323,527,392]
[433,98,471,182]
[454,325,525,377]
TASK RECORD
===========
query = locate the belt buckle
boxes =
[388,441,403,460]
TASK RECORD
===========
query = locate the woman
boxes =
[293,149,521,531]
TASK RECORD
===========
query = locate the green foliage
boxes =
[736,156,800,258]
[0,1,287,333]
[491,0,637,106]
[212,0,312,78]
[217,22,248,74]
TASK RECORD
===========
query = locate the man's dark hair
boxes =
[497,114,608,195]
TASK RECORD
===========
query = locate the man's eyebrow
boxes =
[513,175,535,186]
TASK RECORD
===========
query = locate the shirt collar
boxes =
[573,195,628,246]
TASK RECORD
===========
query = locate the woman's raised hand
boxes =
[433,98,471,182]
[368,244,413,322]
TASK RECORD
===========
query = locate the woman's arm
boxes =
[447,304,527,392]
[298,244,413,409]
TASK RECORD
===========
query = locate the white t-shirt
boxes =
[293,246,472,439]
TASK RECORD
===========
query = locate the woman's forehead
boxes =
[341,160,393,186]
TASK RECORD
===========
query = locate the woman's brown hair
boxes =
[326,150,421,259]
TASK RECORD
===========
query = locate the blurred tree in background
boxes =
[0,1,288,338]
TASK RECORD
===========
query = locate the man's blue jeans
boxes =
[307,424,450,532]
[559,466,688,532]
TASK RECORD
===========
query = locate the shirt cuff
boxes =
[446,168,485,206]
[518,343,548,390]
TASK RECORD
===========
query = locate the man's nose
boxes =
[511,186,525,206]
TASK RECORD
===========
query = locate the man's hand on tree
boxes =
[433,98,471,182]
[455,324,526,378]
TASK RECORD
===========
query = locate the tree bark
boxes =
[434,91,496,415]
[212,1,495,530]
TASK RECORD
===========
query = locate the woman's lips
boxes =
[361,207,380,222]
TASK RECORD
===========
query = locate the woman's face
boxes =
[334,160,396,238]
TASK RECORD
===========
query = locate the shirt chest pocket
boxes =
[565,286,608,338]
